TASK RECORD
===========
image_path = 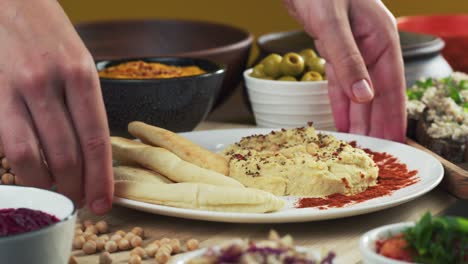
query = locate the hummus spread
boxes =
[223,125,379,197]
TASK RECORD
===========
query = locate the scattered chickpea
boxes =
[73,236,86,250]
[131,236,143,248]
[110,234,122,242]
[131,227,144,238]
[145,244,159,257]
[75,229,83,236]
[99,234,110,242]
[75,223,83,231]
[84,231,97,240]
[105,240,118,253]
[83,240,97,255]
[129,255,142,264]
[130,246,146,258]
[160,237,171,245]
[124,232,136,241]
[155,250,170,264]
[186,239,199,251]
[115,230,126,237]
[95,220,109,234]
[169,239,181,254]
[158,244,173,255]
[2,157,10,170]
[118,238,131,251]
[87,234,99,242]
[1,173,14,185]
[68,255,78,264]
[85,225,98,235]
[0,168,6,176]
[99,251,113,264]
[83,220,94,228]
[96,238,106,251]
[153,240,162,247]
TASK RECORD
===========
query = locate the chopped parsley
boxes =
[404,212,468,264]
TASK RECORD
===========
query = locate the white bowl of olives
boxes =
[244,49,335,130]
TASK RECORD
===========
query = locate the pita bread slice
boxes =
[114,180,284,213]
[128,121,229,175]
[113,165,172,184]
[111,137,243,188]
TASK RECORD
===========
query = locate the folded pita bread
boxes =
[113,166,172,184]
[111,137,243,188]
[114,180,284,213]
[128,121,229,175]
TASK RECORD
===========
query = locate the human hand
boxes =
[0,0,113,214]
[284,0,406,142]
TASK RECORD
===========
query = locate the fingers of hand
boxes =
[368,49,407,142]
[325,64,349,132]
[0,90,51,189]
[22,82,84,204]
[63,57,114,215]
[349,102,371,136]
[295,1,373,103]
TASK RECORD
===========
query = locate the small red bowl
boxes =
[397,15,468,72]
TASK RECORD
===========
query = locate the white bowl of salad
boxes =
[171,230,336,264]
[360,212,468,264]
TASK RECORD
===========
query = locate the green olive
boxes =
[300,49,317,58]
[260,54,282,78]
[299,49,317,65]
[250,64,268,78]
[277,76,297,81]
[280,52,305,77]
[301,71,323,81]
[306,57,326,75]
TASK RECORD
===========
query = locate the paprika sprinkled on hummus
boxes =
[296,146,419,209]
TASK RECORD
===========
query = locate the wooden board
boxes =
[73,188,456,264]
[407,138,468,199]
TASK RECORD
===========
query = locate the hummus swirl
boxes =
[223,126,378,197]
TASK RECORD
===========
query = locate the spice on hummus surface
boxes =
[222,124,379,197]
[98,60,206,79]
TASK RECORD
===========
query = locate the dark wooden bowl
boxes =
[97,57,225,137]
[76,19,253,109]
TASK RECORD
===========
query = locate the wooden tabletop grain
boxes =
[73,122,458,264]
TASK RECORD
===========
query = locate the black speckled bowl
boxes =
[97,57,225,137]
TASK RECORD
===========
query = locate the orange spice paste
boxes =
[98,60,206,79]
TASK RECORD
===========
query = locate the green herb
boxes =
[404,212,468,264]
[407,78,434,101]
[447,83,463,104]
[415,78,434,89]
[464,102,468,113]
[442,76,453,85]
[406,89,425,100]
[459,80,468,90]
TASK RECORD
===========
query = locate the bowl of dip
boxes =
[96,57,226,137]
[0,185,76,264]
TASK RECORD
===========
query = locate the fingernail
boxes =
[352,79,374,102]
[91,197,111,214]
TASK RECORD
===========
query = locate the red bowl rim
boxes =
[397,14,468,36]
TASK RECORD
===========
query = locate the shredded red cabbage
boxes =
[0,208,59,236]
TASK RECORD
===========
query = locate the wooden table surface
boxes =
[74,122,458,264]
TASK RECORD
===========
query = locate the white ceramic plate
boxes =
[113,128,444,223]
